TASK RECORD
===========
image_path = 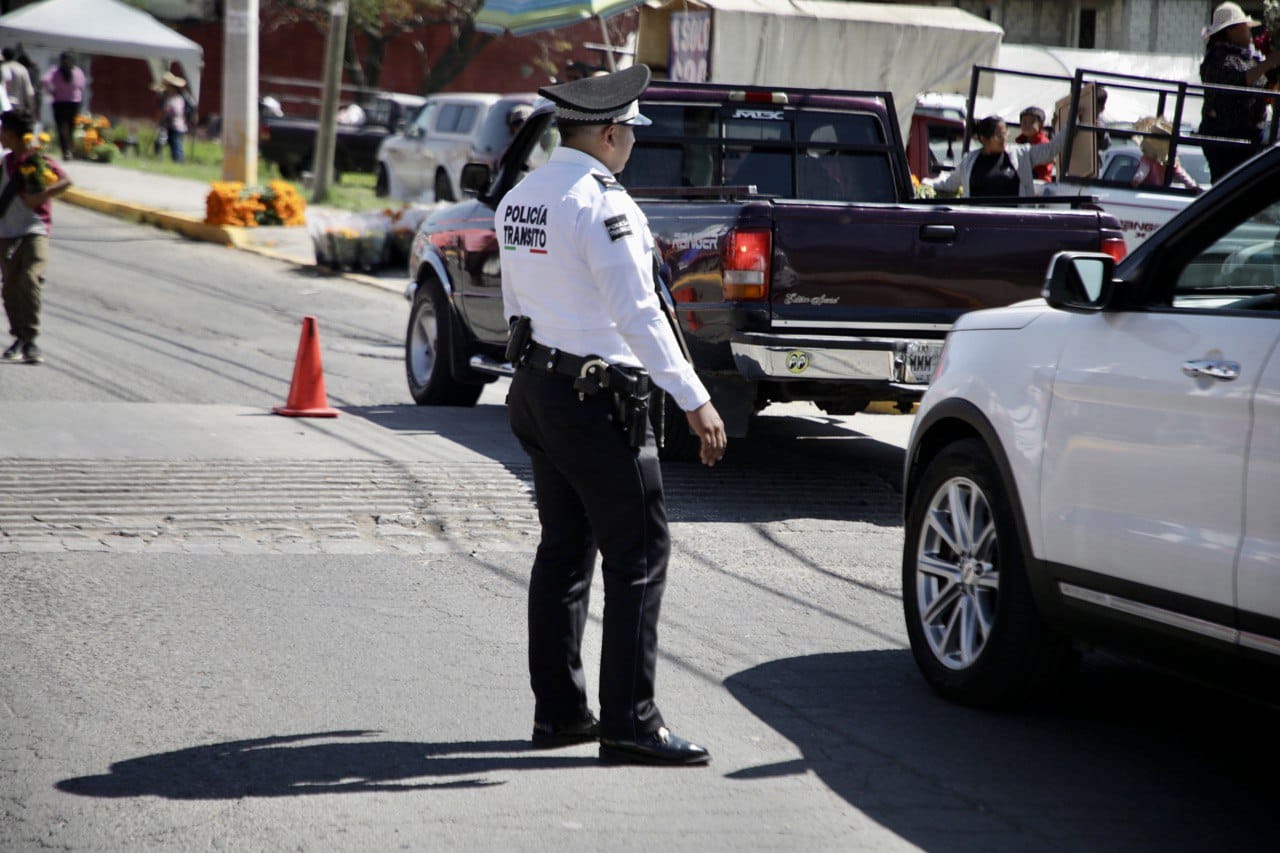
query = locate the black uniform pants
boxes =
[507,365,668,740]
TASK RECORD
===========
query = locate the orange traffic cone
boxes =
[274,315,339,418]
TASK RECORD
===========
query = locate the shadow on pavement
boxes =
[56,731,598,799]
[726,650,1278,851]
[345,403,905,526]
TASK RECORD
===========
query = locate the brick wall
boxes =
[85,10,636,123]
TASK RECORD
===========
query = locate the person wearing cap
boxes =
[158,71,190,163]
[0,109,70,366]
[496,64,725,766]
[1015,106,1054,182]
[41,53,84,160]
[506,103,533,138]
[1199,1,1280,182]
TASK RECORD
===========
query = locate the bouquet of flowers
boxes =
[15,133,58,195]
[1254,0,1280,84]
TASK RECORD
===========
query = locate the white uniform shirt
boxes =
[497,146,710,413]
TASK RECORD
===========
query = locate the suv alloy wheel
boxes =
[902,438,1071,707]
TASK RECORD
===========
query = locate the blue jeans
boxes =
[167,129,185,163]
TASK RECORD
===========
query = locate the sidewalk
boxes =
[59,159,404,293]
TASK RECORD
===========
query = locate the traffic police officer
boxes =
[497,64,726,766]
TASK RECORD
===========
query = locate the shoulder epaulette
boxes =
[592,172,622,190]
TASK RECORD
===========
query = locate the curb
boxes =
[63,187,240,246]
[61,187,404,296]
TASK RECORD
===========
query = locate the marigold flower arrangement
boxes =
[15,132,58,193]
[205,180,306,227]
[73,115,115,161]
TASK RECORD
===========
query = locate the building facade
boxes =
[935,1,1261,55]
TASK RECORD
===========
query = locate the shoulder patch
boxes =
[604,213,632,241]
[592,173,620,190]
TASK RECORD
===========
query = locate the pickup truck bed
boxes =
[403,81,1125,457]
[259,94,425,179]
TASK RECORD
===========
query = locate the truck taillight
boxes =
[1100,236,1127,263]
[722,229,771,300]
[260,125,270,140]
[728,90,789,105]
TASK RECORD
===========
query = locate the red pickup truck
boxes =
[403,81,1126,457]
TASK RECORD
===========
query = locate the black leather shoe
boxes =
[599,727,711,766]
[530,713,599,748]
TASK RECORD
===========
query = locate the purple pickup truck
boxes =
[403,81,1126,457]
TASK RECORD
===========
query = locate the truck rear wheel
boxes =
[405,282,483,407]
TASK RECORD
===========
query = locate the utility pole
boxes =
[221,0,259,184]
[311,1,348,204]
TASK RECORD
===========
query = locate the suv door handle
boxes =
[1182,359,1240,381]
[919,224,956,243]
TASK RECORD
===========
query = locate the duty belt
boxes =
[519,341,654,448]
[520,342,594,379]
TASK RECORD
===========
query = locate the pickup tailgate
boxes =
[767,201,1113,332]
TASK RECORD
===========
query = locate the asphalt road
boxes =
[1,206,1274,851]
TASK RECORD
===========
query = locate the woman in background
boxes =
[41,52,83,160]
[1198,2,1280,181]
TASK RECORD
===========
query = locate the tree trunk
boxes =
[420,23,492,94]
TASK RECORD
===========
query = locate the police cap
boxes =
[538,64,652,127]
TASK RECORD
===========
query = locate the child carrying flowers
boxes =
[0,109,71,365]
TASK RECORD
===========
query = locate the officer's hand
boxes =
[685,402,726,467]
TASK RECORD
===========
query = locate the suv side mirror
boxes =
[1043,251,1117,312]
[460,163,492,197]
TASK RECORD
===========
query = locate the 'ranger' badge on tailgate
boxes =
[786,351,810,374]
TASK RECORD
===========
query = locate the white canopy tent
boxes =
[639,0,1004,137]
[0,0,203,103]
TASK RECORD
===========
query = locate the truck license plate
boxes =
[902,341,944,384]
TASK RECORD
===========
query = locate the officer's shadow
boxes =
[56,731,596,799]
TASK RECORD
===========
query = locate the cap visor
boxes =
[618,112,652,127]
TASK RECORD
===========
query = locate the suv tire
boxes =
[405,281,483,407]
[902,437,1071,707]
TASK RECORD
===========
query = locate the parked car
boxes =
[258,92,425,179]
[376,93,533,203]
[901,144,1280,709]
[1098,143,1211,189]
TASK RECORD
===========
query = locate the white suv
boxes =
[376,93,501,203]
[902,145,1280,707]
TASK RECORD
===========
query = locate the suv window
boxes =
[618,103,897,202]
[1172,199,1280,310]
[413,102,436,135]
[436,103,480,135]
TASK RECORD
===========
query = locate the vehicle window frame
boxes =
[1135,183,1280,316]
[412,102,437,136]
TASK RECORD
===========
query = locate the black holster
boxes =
[505,315,533,364]
[608,365,652,449]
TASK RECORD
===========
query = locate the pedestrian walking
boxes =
[496,64,726,766]
[158,71,189,163]
[0,109,71,366]
[1,48,35,115]
[41,52,84,160]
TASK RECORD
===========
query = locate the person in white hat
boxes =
[1199,2,1280,181]
[157,71,190,163]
